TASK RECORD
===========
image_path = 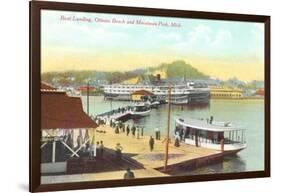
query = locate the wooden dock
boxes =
[41,125,226,184]
[95,125,221,171]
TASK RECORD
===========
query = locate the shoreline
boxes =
[210,97,264,100]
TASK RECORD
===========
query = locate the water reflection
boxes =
[170,155,246,176]
[173,103,210,111]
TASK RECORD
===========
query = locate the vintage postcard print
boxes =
[39,9,267,185]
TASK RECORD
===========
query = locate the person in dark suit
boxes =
[126,125,130,136]
[123,168,135,179]
[131,125,136,137]
[96,141,100,158]
[115,143,123,161]
[100,140,104,158]
[149,136,155,151]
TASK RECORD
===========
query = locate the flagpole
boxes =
[164,85,172,171]
[87,81,89,115]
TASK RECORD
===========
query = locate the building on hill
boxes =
[209,87,243,99]
[77,85,97,95]
[256,88,264,96]
[122,77,141,84]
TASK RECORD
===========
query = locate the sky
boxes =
[41,10,265,82]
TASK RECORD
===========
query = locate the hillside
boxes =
[41,60,209,85]
[147,60,209,79]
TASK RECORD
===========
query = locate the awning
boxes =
[41,91,98,129]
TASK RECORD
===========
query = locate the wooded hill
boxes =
[41,60,209,85]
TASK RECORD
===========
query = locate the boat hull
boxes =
[183,138,247,152]
[171,100,189,105]
[129,109,151,118]
[222,148,245,156]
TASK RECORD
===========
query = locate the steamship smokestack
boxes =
[156,74,161,82]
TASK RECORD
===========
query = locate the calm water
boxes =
[82,96,264,174]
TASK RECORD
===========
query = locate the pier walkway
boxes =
[95,106,135,122]
[94,125,221,170]
[41,124,223,184]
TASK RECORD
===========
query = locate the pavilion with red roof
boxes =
[40,83,98,171]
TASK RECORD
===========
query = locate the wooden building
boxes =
[131,89,154,101]
[256,88,265,96]
[41,83,98,173]
[209,87,243,99]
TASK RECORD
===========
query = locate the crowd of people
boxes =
[109,119,144,139]
[62,132,106,159]
[86,140,105,158]
[88,110,184,180]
